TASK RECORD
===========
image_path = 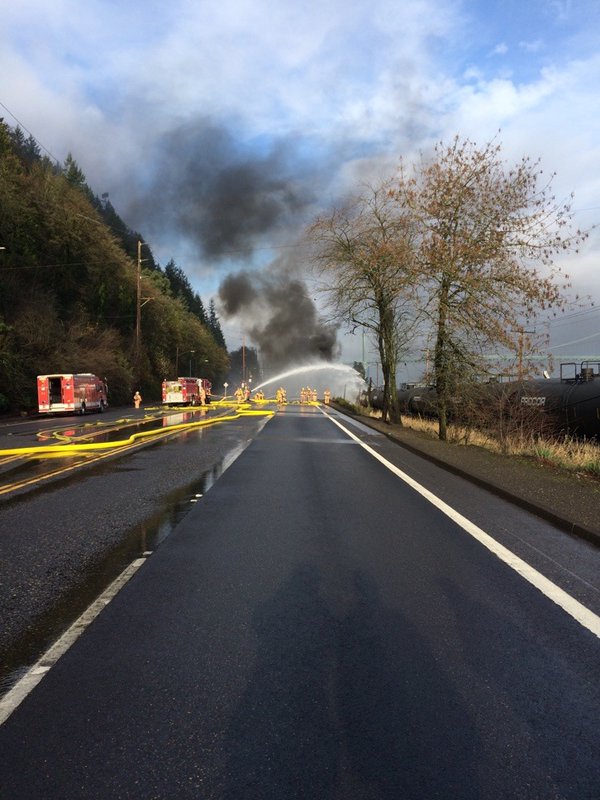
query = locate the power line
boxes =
[549,331,600,349]
[0,258,131,271]
[0,100,61,164]
[0,103,155,251]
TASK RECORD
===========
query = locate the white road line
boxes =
[324,410,600,640]
[0,557,148,726]
[0,417,271,725]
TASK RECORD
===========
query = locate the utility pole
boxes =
[362,328,366,378]
[135,241,153,386]
[516,327,535,382]
[133,241,143,388]
[136,241,142,377]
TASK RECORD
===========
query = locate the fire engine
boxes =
[161,377,212,405]
[37,374,108,415]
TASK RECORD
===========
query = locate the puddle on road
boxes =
[0,409,219,488]
[0,440,248,698]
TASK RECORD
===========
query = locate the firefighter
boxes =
[199,384,206,406]
[133,390,142,409]
[324,389,331,405]
[235,386,244,403]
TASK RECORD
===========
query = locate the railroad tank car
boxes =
[370,362,600,439]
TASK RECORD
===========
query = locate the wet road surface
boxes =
[0,406,269,691]
[0,406,599,798]
[0,405,233,496]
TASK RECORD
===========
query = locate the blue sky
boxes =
[1,0,599,369]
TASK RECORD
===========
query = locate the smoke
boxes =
[125,116,346,367]
[219,270,340,370]
[127,118,326,259]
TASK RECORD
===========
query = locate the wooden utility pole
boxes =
[135,241,142,386]
[516,327,535,382]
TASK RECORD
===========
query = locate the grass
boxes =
[364,408,600,479]
[333,397,362,414]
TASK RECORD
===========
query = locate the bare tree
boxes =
[392,136,587,440]
[310,182,419,423]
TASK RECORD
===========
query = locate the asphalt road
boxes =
[0,406,599,799]
[0,405,269,684]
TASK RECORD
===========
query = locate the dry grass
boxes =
[367,409,600,478]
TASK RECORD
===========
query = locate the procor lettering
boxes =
[520,396,547,407]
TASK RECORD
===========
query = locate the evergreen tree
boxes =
[208,299,226,348]
[189,292,207,325]
[63,153,87,190]
[23,134,41,165]
[164,260,208,325]
[0,117,230,410]
[8,126,27,160]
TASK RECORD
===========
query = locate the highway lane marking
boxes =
[0,556,149,726]
[323,409,600,640]
[0,413,275,723]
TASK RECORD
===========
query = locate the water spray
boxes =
[252,362,365,397]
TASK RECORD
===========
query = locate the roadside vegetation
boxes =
[361,404,600,480]
[311,135,590,438]
[331,397,362,415]
[0,120,229,410]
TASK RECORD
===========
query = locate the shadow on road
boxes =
[221,565,477,799]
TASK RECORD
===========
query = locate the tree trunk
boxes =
[434,277,451,441]
[388,369,401,424]
[379,304,402,425]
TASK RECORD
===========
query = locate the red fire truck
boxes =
[161,377,212,405]
[37,373,109,415]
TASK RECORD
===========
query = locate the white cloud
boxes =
[491,42,509,56]
[519,39,543,53]
[1,0,598,346]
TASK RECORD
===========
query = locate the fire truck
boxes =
[161,377,212,405]
[37,373,108,415]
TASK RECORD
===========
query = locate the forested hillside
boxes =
[0,119,228,411]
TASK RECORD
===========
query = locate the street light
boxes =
[175,347,196,377]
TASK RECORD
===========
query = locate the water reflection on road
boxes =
[0,406,232,494]
[0,431,250,697]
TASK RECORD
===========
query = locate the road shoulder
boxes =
[330,405,600,547]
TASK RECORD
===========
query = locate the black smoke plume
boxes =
[127,118,323,258]
[124,116,343,366]
[219,271,339,370]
